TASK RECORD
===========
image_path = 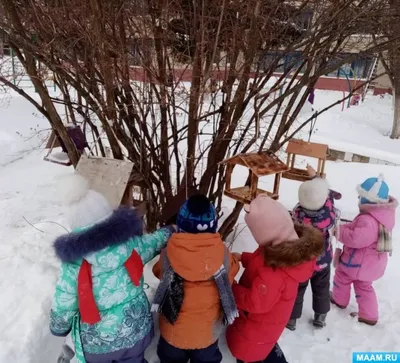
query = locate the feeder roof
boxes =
[286,139,328,160]
[220,151,288,177]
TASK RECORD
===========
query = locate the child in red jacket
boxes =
[226,195,324,363]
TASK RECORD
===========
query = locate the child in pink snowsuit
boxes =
[331,174,398,325]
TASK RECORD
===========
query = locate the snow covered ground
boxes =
[309,91,400,165]
[1,89,400,363]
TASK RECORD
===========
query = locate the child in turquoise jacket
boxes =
[50,173,175,363]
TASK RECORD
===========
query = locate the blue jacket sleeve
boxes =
[49,263,79,337]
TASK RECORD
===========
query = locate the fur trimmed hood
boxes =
[54,207,143,263]
[359,196,398,212]
[359,196,398,230]
[263,224,324,270]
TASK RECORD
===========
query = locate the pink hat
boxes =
[244,194,298,246]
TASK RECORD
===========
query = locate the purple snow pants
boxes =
[84,329,153,363]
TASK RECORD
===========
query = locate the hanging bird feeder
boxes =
[76,155,148,217]
[220,151,289,204]
[282,139,328,182]
[44,125,88,166]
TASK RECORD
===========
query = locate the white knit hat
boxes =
[298,177,329,211]
[60,172,113,230]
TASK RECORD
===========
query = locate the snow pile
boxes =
[0,95,50,167]
[0,116,71,362]
[308,91,400,165]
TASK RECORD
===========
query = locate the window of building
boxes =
[323,53,375,79]
[260,51,306,74]
[260,51,375,80]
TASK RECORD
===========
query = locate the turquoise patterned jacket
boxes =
[50,207,173,356]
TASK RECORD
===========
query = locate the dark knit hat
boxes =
[176,194,218,233]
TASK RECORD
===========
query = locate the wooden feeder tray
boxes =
[224,186,278,204]
[282,168,313,182]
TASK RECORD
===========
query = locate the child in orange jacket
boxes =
[152,194,240,363]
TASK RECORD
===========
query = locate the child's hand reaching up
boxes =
[306,164,326,179]
[306,164,317,177]
[232,252,242,262]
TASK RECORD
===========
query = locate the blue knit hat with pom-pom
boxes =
[357,174,389,205]
[176,194,218,233]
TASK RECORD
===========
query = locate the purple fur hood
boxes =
[54,207,143,263]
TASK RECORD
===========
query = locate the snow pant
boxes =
[84,329,152,363]
[332,267,378,321]
[236,343,288,363]
[290,266,331,319]
[157,336,222,363]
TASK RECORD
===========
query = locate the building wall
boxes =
[129,66,392,95]
[372,60,392,95]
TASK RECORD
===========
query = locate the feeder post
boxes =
[321,158,326,176]
[286,153,291,167]
[317,158,322,175]
[225,164,234,192]
[121,182,134,207]
[250,172,259,200]
[273,173,281,197]
[290,154,296,169]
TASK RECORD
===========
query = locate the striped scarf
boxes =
[377,224,393,256]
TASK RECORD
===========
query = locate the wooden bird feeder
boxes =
[44,125,88,166]
[76,155,148,217]
[282,139,328,182]
[220,151,289,204]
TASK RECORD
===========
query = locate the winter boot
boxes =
[286,319,297,331]
[312,313,327,328]
[350,312,377,326]
[330,291,346,309]
[358,317,377,326]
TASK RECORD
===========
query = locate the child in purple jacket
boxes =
[331,174,397,326]
[287,166,341,330]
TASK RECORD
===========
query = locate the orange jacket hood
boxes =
[166,233,225,282]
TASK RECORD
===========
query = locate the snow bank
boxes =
[308,91,400,165]
[0,95,50,167]
[0,152,71,362]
